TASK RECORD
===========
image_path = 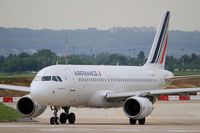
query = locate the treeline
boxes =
[0,49,200,73]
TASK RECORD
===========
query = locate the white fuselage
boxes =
[30,65,173,108]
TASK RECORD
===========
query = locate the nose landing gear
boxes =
[50,106,60,125]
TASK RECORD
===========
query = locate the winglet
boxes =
[144,11,170,69]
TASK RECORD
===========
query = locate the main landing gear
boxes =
[129,118,145,125]
[60,107,76,124]
[50,106,76,125]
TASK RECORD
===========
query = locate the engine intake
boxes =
[17,97,34,116]
[17,95,47,118]
[123,96,153,119]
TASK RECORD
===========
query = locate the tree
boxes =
[136,51,146,66]
[18,52,30,58]
[108,53,128,65]
[68,55,83,64]
[0,49,200,73]
[95,53,110,65]
[137,51,145,60]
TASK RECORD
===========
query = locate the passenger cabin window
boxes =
[42,76,51,81]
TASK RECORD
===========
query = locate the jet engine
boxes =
[17,95,47,118]
[123,96,153,119]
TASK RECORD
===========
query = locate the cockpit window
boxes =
[42,76,51,81]
[57,76,62,82]
[39,76,62,82]
[52,76,58,81]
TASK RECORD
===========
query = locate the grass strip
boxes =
[0,103,21,122]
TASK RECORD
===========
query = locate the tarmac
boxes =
[1,101,200,133]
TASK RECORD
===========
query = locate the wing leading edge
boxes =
[166,74,200,82]
[0,84,30,92]
[106,88,200,101]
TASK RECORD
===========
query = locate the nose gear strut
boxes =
[50,106,60,125]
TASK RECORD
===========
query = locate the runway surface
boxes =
[1,101,200,133]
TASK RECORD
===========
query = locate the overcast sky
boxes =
[0,0,200,31]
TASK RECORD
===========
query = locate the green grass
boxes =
[0,103,21,121]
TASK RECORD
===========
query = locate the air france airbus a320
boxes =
[1,11,200,125]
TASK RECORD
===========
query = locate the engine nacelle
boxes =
[17,95,47,118]
[123,96,153,119]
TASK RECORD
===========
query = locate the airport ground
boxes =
[0,101,200,133]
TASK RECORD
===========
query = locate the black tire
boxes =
[50,117,55,125]
[68,113,76,124]
[138,118,145,125]
[55,117,59,125]
[60,113,68,124]
[129,118,137,125]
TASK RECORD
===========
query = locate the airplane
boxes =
[1,11,200,125]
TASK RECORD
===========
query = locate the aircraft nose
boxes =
[30,82,48,104]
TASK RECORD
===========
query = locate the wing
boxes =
[167,74,200,81]
[0,84,30,92]
[106,88,200,101]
